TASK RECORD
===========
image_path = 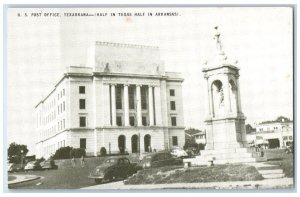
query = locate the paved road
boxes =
[82,178,294,190]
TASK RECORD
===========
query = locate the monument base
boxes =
[184,147,257,166]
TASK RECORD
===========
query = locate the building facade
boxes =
[246,120,293,148]
[35,42,185,158]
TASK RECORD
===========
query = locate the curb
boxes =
[8,175,41,186]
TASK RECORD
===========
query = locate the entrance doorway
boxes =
[144,134,151,152]
[131,135,138,153]
[118,135,126,154]
[268,138,280,149]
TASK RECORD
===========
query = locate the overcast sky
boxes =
[7,7,293,154]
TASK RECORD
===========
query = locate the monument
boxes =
[185,27,256,165]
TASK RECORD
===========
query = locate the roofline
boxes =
[35,70,184,108]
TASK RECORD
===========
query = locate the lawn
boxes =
[125,164,263,185]
[262,149,294,178]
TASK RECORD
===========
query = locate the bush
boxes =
[53,146,73,160]
[70,148,86,158]
[36,157,45,163]
[100,147,107,156]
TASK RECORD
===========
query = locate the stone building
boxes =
[35,42,185,158]
[247,119,293,148]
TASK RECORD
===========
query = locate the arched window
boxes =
[118,135,126,154]
[211,80,223,116]
[144,134,151,152]
[131,135,138,153]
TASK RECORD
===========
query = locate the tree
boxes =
[53,146,73,160]
[245,124,255,134]
[8,142,29,164]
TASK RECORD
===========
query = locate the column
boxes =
[124,84,129,126]
[154,86,162,126]
[148,86,154,126]
[236,78,242,113]
[111,84,116,126]
[103,84,111,126]
[205,77,213,117]
[136,85,142,126]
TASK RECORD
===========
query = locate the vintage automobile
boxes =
[8,163,20,172]
[170,147,188,158]
[285,144,294,154]
[40,160,58,170]
[88,157,137,184]
[24,161,42,172]
[138,151,182,169]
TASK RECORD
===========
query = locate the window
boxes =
[172,136,178,146]
[116,87,123,109]
[142,116,147,126]
[63,89,65,96]
[79,86,85,94]
[130,116,135,126]
[63,101,65,111]
[171,117,177,126]
[80,117,86,127]
[116,116,122,126]
[58,106,60,115]
[170,101,176,110]
[80,138,86,149]
[141,87,147,110]
[79,99,86,109]
[289,136,293,140]
[170,89,175,96]
[129,86,135,109]
[58,122,60,131]
[283,136,288,140]
[63,119,65,129]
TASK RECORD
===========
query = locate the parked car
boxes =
[285,144,294,154]
[40,160,58,170]
[8,163,21,172]
[24,161,42,172]
[170,147,188,158]
[88,157,138,184]
[138,151,182,169]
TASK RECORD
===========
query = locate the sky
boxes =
[6,7,293,154]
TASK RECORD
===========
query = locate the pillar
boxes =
[111,84,116,126]
[124,84,129,126]
[236,78,242,114]
[148,86,154,126]
[205,77,213,117]
[154,86,162,126]
[136,85,142,126]
[103,84,111,126]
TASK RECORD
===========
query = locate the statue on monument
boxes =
[213,26,223,51]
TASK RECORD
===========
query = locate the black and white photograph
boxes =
[3,3,295,192]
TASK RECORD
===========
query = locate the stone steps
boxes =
[248,162,285,179]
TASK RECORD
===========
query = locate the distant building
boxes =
[246,118,293,148]
[35,42,185,158]
[185,129,206,145]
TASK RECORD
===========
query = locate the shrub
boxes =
[70,148,86,158]
[53,146,73,160]
[100,147,107,156]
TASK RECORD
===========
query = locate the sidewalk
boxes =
[8,174,41,185]
[81,178,294,190]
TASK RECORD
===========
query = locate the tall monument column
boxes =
[184,27,256,166]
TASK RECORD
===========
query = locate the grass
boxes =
[8,176,17,181]
[263,149,294,178]
[125,164,263,185]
